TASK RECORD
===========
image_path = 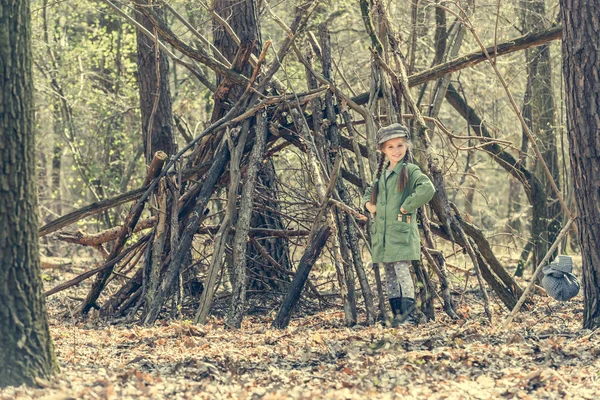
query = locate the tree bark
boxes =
[135,7,175,163]
[211,0,292,294]
[228,113,269,328]
[0,0,59,385]
[319,23,359,325]
[272,226,331,329]
[559,0,600,329]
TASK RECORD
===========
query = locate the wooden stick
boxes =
[40,257,72,270]
[53,217,157,246]
[372,263,389,323]
[349,25,562,105]
[80,151,167,314]
[162,2,230,68]
[146,178,168,313]
[39,186,148,237]
[228,113,269,329]
[328,199,368,221]
[45,234,150,297]
[422,246,458,319]
[272,226,331,329]
[40,161,212,238]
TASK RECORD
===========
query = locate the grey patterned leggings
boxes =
[383,261,415,299]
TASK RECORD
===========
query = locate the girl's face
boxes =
[381,137,408,164]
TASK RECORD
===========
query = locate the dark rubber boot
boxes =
[389,297,402,327]
[399,298,418,326]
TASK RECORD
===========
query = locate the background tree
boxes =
[559,0,600,329]
[0,0,58,386]
[514,0,562,276]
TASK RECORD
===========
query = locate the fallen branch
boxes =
[45,234,151,297]
[40,256,72,270]
[53,217,157,246]
[351,25,562,105]
[272,226,331,329]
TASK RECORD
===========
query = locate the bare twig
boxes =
[45,234,151,297]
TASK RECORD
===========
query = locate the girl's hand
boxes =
[400,207,407,214]
[366,202,377,215]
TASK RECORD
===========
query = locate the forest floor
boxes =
[2,292,599,399]
[2,252,599,399]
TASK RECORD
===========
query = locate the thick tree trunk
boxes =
[212,0,291,295]
[559,0,600,329]
[0,0,59,385]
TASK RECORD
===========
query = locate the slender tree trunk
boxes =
[135,8,175,163]
[319,23,358,324]
[135,7,176,315]
[0,0,59,385]
[559,0,600,329]
[520,0,562,271]
[228,113,269,328]
[51,141,62,216]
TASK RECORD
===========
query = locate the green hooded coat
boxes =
[363,162,435,262]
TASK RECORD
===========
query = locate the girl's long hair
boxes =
[369,139,411,205]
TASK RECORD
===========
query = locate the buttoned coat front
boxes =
[363,162,435,263]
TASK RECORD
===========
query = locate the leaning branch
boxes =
[53,217,157,246]
[350,25,562,105]
[45,234,151,297]
[39,186,147,237]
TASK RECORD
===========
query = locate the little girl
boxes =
[363,123,435,327]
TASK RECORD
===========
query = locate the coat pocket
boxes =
[389,221,411,246]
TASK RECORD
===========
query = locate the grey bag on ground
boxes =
[541,255,580,301]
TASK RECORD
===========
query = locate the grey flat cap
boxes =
[542,255,580,301]
[377,123,409,144]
